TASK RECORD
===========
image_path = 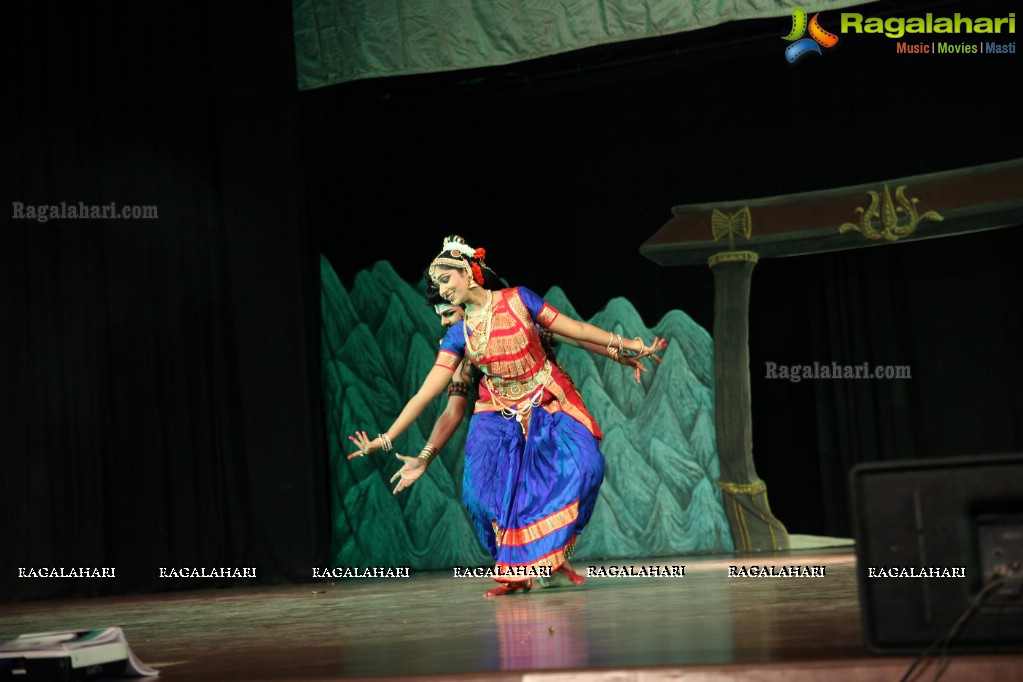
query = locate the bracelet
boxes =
[418,443,438,464]
[620,337,644,359]
[607,332,624,361]
[379,432,393,452]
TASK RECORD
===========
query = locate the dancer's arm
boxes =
[547,317,666,382]
[549,332,663,382]
[548,316,646,355]
[390,390,468,494]
[424,392,468,458]
[347,364,453,459]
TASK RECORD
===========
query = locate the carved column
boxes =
[710,250,789,552]
[643,161,1023,552]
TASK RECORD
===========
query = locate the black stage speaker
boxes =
[851,453,1023,653]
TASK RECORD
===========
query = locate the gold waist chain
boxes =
[484,361,552,401]
[484,362,552,435]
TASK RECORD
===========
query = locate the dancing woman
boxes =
[394,270,656,497]
[350,236,664,596]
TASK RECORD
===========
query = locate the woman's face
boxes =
[432,266,470,306]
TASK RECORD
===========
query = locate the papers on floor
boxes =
[0,627,158,679]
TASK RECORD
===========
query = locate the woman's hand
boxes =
[619,336,668,383]
[390,453,427,494]
[347,430,379,460]
[634,336,668,360]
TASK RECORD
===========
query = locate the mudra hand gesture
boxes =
[389,453,426,494]
[347,430,383,460]
[612,336,669,384]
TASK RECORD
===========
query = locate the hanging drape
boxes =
[1,2,327,602]
[293,0,875,89]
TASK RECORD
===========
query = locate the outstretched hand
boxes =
[622,336,668,384]
[390,453,427,494]
[347,430,377,460]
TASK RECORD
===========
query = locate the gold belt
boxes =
[485,361,552,401]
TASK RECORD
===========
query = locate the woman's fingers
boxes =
[346,430,375,459]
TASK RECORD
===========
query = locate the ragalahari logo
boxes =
[783,7,839,63]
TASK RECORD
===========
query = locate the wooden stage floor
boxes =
[1,546,1019,681]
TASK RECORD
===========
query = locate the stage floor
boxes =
[1,544,1019,681]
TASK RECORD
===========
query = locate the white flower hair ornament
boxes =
[429,234,488,285]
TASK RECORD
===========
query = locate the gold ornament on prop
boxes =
[839,184,943,242]
[711,207,753,250]
[708,251,758,267]
[717,480,767,496]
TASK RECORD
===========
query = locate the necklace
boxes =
[463,290,495,360]
[464,290,491,319]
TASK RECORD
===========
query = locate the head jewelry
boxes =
[428,235,487,285]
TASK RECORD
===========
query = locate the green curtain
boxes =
[293,0,875,89]
[321,256,732,569]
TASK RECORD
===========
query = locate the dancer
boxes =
[350,236,665,596]
[391,275,657,497]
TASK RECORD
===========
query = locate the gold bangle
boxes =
[620,336,643,359]
[418,443,438,464]
[379,432,393,452]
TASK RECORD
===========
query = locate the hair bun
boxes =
[440,235,476,258]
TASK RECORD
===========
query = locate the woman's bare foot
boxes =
[483,580,532,597]
[557,561,586,585]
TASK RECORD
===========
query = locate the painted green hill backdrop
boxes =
[322,256,732,568]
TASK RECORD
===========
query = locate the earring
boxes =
[469,281,478,289]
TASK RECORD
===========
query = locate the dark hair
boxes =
[475,260,503,290]
[422,268,449,308]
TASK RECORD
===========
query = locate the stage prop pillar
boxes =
[639,158,1023,553]
[710,249,789,551]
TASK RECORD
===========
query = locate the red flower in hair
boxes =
[474,247,486,261]
[471,263,484,285]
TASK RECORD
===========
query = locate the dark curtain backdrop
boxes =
[750,227,1023,537]
[1,4,326,601]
